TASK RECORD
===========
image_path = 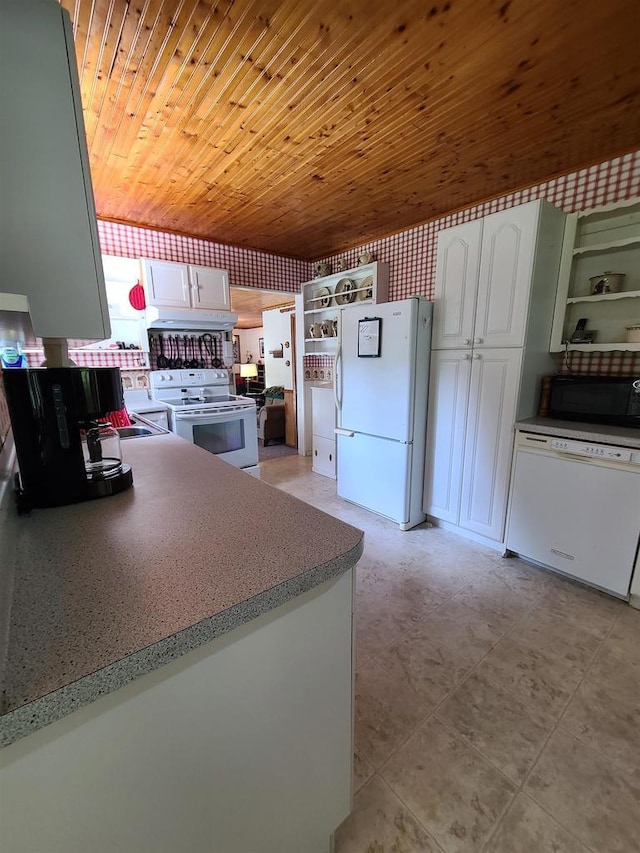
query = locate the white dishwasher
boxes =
[506,430,640,598]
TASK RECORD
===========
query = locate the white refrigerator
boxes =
[335,297,432,529]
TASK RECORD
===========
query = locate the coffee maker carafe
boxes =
[2,367,133,511]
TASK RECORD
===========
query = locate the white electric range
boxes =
[149,369,259,475]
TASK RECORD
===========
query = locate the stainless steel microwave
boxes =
[549,375,640,427]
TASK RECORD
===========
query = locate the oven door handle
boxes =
[174,409,247,421]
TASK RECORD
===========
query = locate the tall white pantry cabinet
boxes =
[423,200,566,546]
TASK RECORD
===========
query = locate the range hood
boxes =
[145,306,238,331]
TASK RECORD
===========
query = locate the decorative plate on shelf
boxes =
[358,275,374,300]
[335,278,356,305]
[314,286,332,308]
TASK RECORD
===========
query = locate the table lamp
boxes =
[240,362,258,392]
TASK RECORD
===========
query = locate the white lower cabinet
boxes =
[459,349,523,540]
[313,435,337,478]
[425,348,523,543]
[424,351,471,523]
[311,387,336,479]
[0,572,354,853]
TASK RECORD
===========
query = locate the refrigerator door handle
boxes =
[335,428,354,437]
[333,341,342,411]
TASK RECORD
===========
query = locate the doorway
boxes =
[230,286,299,449]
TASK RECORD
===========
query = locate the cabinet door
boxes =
[312,436,336,479]
[475,202,539,348]
[1,0,109,340]
[189,265,231,311]
[423,350,471,523]
[432,221,482,349]
[311,387,336,440]
[141,259,190,308]
[459,348,522,541]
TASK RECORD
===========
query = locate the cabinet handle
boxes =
[473,353,481,360]
[463,339,471,345]
[474,337,483,345]
[329,453,332,462]
[462,353,470,360]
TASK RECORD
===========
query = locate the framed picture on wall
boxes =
[233,335,240,364]
[259,337,264,358]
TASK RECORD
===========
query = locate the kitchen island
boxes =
[0,433,363,853]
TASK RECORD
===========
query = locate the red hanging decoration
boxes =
[128,281,146,310]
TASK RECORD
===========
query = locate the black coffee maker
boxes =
[3,367,133,511]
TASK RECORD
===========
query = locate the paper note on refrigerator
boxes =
[357,317,381,357]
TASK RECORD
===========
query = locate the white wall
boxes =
[237,327,263,365]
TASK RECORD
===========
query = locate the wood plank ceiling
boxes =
[61,0,640,260]
[230,286,295,328]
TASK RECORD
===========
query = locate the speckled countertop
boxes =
[0,434,363,747]
[516,417,640,448]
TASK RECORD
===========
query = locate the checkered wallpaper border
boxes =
[98,221,306,293]
[21,349,149,370]
[555,350,640,376]
[316,151,640,302]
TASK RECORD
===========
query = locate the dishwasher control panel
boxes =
[550,438,635,462]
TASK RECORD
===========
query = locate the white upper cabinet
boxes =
[1,0,109,340]
[189,265,231,311]
[475,203,539,347]
[141,259,230,312]
[140,259,190,309]
[432,221,482,349]
[432,201,564,352]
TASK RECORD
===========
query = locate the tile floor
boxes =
[260,455,640,853]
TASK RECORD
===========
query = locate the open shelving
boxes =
[300,261,389,355]
[550,198,640,351]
